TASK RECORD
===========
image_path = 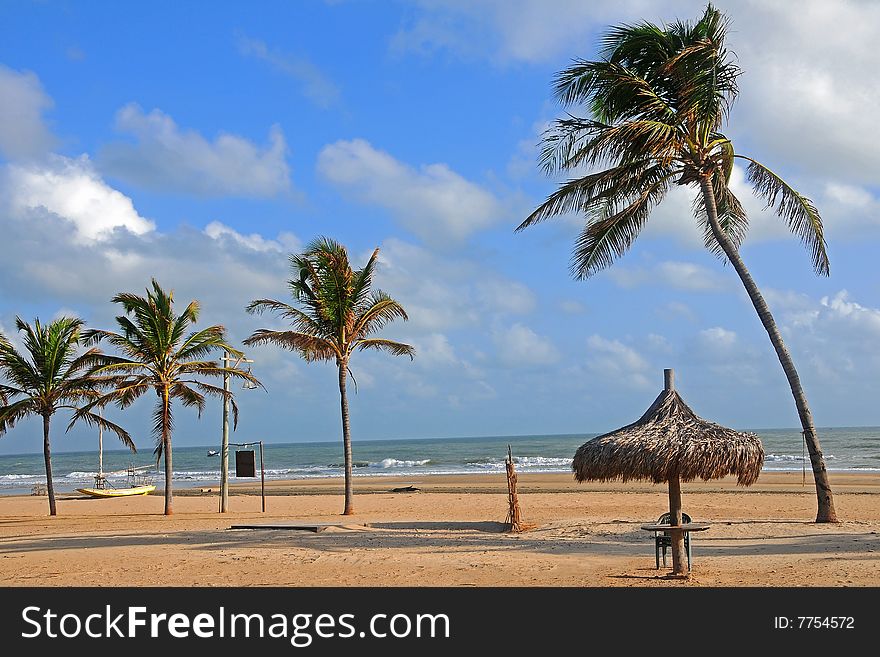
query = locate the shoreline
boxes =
[5,468,880,499]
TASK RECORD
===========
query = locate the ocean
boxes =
[0,427,878,496]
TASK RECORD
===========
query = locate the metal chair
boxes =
[654,512,692,570]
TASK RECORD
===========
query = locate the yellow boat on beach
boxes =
[77,420,158,498]
[76,484,156,498]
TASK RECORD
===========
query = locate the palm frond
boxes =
[738,155,829,275]
[187,380,241,429]
[243,329,338,362]
[65,409,135,451]
[355,339,415,360]
[245,299,324,335]
[0,398,38,434]
[518,161,674,231]
[353,294,409,338]
[352,248,380,308]
[174,326,237,362]
[571,175,671,279]
[170,383,205,416]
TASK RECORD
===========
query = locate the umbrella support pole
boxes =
[667,474,688,576]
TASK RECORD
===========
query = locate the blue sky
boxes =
[1,0,878,456]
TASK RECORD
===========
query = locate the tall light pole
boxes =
[219,351,254,513]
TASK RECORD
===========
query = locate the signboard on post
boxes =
[222,441,266,513]
[235,450,256,478]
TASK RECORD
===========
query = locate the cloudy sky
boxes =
[0,0,878,455]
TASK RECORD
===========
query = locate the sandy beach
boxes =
[0,471,877,587]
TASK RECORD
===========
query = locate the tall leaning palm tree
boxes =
[516,4,837,521]
[81,279,260,515]
[245,237,414,515]
[0,317,134,516]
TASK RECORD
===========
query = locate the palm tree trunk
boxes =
[338,359,354,515]
[42,413,56,517]
[162,389,173,516]
[700,175,837,522]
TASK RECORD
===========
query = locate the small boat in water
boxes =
[207,450,219,457]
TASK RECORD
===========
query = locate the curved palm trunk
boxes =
[700,175,837,522]
[338,360,354,515]
[162,389,173,516]
[42,414,56,517]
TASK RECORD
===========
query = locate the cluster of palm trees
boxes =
[1,4,837,523]
[0,238,413,517]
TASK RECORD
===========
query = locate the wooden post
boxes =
[505,445,522,532]
[667,473,688,576]
[220,351,231,513]
[664,368,674,391]
[259,441,266,513]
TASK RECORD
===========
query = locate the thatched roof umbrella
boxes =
[573,369,764,576]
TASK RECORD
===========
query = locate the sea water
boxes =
[0,427,877,495]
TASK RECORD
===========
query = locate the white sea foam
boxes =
[514,456,572,468]
[375,458,432,468]
[764,453,836,462]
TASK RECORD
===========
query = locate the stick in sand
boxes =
[505,445,523,532]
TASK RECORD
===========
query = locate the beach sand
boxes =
[0,471,878,587]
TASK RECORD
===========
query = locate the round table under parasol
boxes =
[572,368,764,576]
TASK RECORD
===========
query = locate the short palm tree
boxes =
[516,4,837,521]
[244,237,414,515]
[81,279,260,515]
[0,317,134,516]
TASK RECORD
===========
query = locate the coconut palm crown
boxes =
[244,237,414,515]
[516,4,836,521]
[0,316,134,516]
[80,279,260,515]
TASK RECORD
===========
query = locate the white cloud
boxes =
[699,326,738,349]
[98,104,291,197]
[825,183,873,209]
[373,238,536,331]
[317,138,505,243]
[818,183,880,240]
[559,299,587,314]
[608,260,729,291]
[0,64,57,160]
[584,334,651,388]
[205,221,301,254]
[0,206,294,349]
[391,0,644,64]
[237,35,341,108]
[731,0,880,184]
[819,291,880,335]
[475,279,536,314]
[2,155,155,243]
[409,332,459,367]
[684,325,765,387]
[493,323,559,366]
[646,333,672,352]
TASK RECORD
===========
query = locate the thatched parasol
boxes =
[573,368,764,575]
